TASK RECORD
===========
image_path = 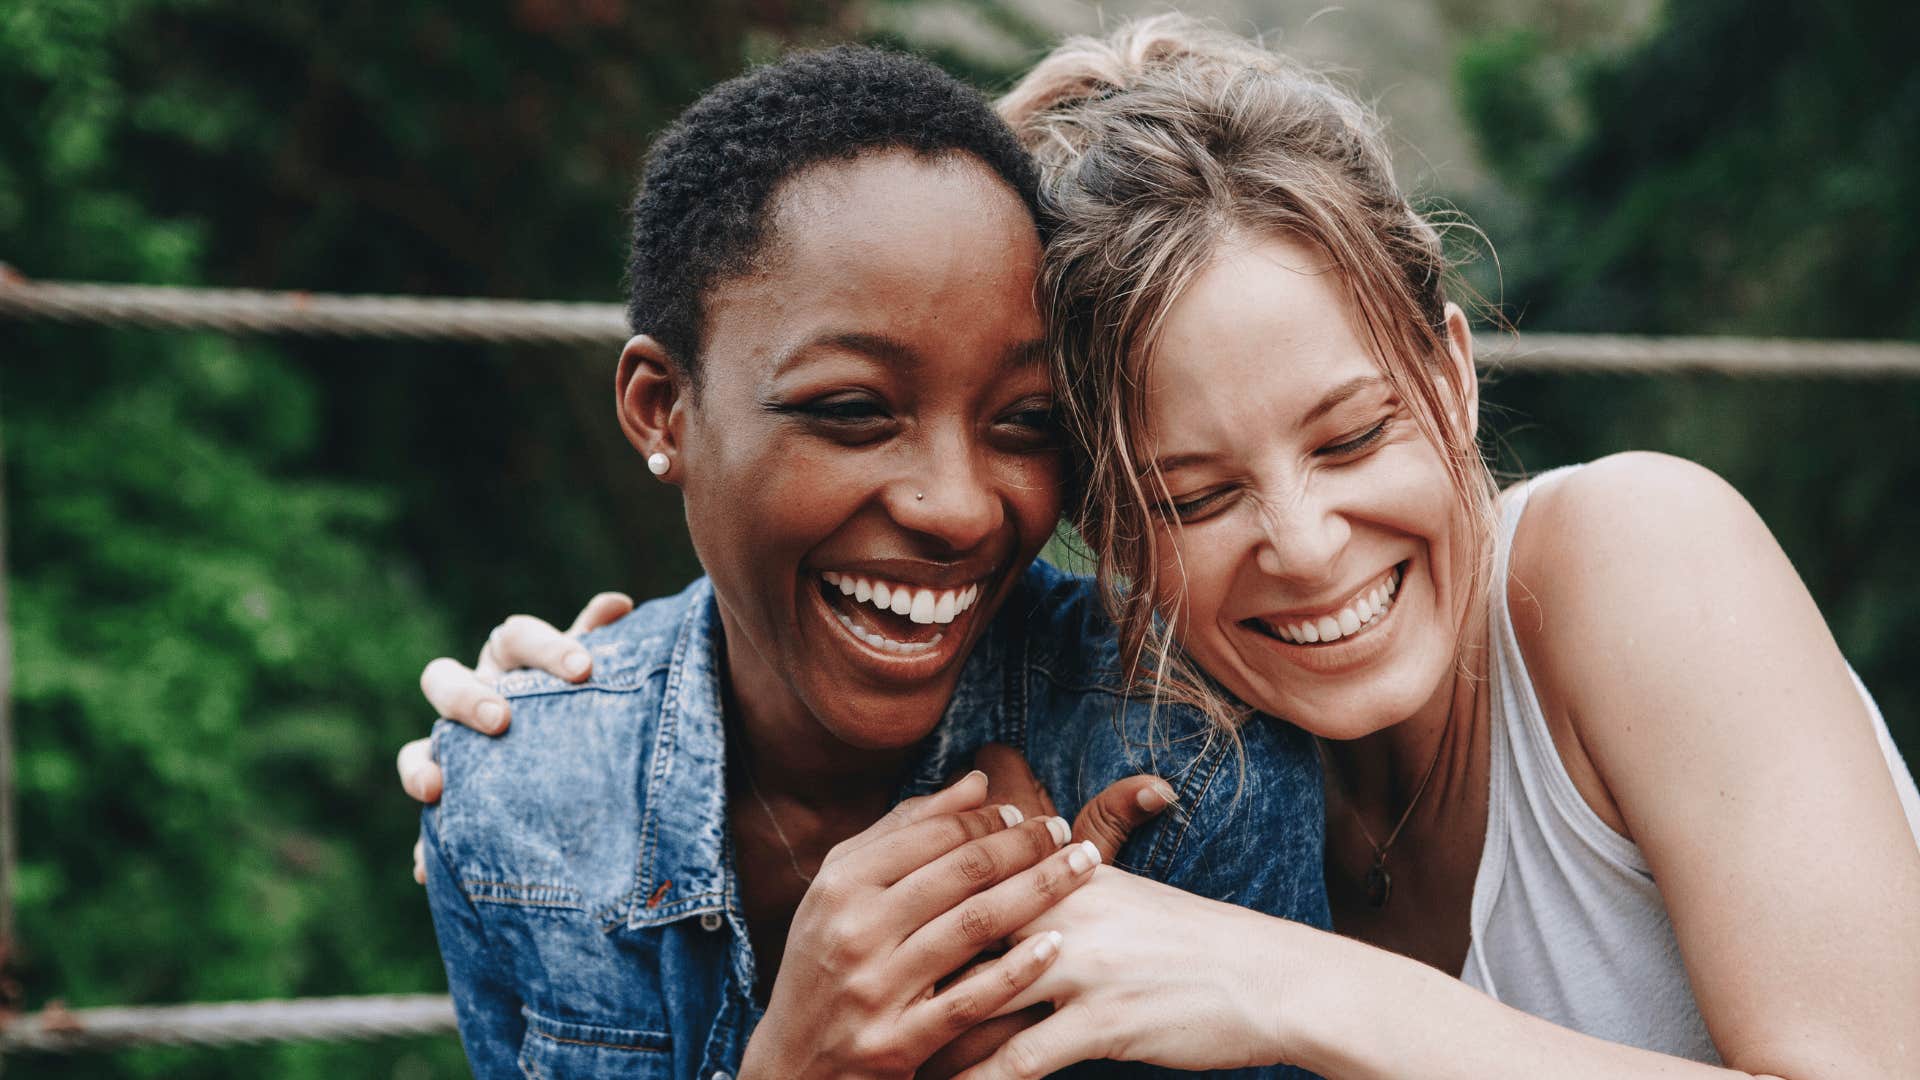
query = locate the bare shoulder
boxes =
[1503,453,1834,801]
[1507,452,1781,634]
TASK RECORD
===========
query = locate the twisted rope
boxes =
[4,269,1920,374]
[0,270,625,347]
[0,994,456,1054]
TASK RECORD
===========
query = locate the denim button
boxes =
[712,1072,732,1080]
[699,911,723,932]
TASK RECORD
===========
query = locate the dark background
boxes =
[2,1,1914,1076]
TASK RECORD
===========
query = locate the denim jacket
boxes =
[423,560,1327,1079]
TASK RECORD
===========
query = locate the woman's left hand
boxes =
[956,866,1298,1078]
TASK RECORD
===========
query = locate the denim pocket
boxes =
[516,1007,673,1079]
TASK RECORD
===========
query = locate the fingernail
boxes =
[999,804,1024,828]
[563,651,591,679]
[1034,930,1062,961]
[1045,817,1071,846]
[1067,840,1100,874]
[1137,781,1177,812]
[477,702,507,733]
[957,769,986,789]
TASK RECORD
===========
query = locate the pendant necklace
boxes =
[729,717,815,885]
[1328,731,1446,908]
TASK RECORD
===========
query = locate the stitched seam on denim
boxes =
[528,1029,669,1053]
[469,895,587,910]
[629,592,701,927]
[495,659,668,698]
[1141,731,1225,874]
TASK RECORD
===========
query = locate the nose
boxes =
[888,434,1005,553]
[1252,485,1349,582]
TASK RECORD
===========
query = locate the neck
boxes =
[715,612,908,811]
[1323,592,1491,835]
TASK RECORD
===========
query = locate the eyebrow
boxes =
[776,332,1048,375]
[1301,375,1386,427]
[1148,374,1387,476]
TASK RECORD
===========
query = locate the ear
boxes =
[615,334,689,485]
[1440,302,1479,444]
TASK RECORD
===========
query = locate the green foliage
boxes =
[1457,0,1920,757]
[0,0,846,1075]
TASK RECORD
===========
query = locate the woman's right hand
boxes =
[397,591,635,881]
[740,770,1102,1080]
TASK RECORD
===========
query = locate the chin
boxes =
[807,686,953,752]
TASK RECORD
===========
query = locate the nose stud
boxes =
[915,491,925,501]
[647,452,670,476]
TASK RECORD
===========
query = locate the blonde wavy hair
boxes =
[998,15,1498,735]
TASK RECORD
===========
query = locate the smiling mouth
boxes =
[1244,562,1406,647]
[817,571,985,657]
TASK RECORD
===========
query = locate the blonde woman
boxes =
[401,17,1920,1078]
[924,17,1919,1078]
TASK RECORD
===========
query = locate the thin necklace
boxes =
[738,753,815,885]
[1324,730,1446,909]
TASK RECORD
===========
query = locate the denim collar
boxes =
[623,575,1035,930]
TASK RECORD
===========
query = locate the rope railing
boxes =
[5,268,1920,375]
[3,265,1919,1062]
[0,994,456,1055]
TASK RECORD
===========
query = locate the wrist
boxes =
[1236,911,1321,1065]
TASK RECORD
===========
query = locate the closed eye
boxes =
[1319,418,1391,458]
[1165,485,1237,523]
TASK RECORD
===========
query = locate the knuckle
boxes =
[955,901,998,947]
[1029,862,1067,902]
[939,986,984,1031]
[1007,1038,1051,1079]
[955,843,998,885]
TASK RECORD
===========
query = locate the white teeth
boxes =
[1262,565,1405,646]
[834,611,943,654]
[909,589,936,624]
[821,573,987,628]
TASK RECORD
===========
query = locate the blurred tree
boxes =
[1455,0,1920,755]
[0,0,852,1075]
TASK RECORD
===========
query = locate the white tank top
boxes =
[1459,466,1920,1061]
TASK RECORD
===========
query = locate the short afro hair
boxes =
[626,45,1043,382]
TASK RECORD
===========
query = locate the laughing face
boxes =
[1141,233,1477,740]
[644,150,1061,751]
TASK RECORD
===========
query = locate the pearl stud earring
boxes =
[647,452,670,476]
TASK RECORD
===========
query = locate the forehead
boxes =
[698,151,1043,377]
[1147,234,1379,441]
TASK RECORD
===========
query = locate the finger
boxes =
[829,770,989,862]
[890,815,1070,928]
[477,614,590,682]
[917,1007,1048,1080]
[898,839,1100,978]
[396,738,444,804]
[1071,774,1176,864]
[413,838,427,885]
[420,657,510,735]
[835,801,1018,886]
[972,743,1057,820]
[954,1005,1103,1080]
[906,932,1064,1061]
[563,591,634,636]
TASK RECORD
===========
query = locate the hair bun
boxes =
[998,15,1286,147]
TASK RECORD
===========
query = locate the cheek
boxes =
[1150,520,1243,640]
[1001,452,1066,544]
